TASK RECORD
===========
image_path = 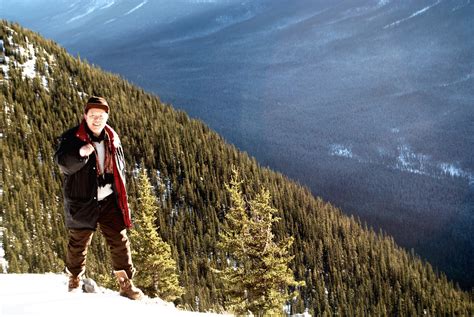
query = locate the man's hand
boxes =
[79,144,95,157]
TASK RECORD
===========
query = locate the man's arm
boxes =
[54,135,90,176]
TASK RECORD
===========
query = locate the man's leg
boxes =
[98,196,142,299]
[66,229,94,291]
[100,225,135,278]
[97,199,134,278]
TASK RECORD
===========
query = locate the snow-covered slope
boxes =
[0,274,224,317]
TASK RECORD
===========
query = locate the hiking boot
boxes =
[66,268,83,292]
[114,270,144,300]
[68,274,81,292]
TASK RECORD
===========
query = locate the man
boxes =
[54,96,143,300]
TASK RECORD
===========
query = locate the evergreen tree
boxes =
[130,168,184,302]
[217,169,304,316]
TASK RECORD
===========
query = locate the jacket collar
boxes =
[75,119,120,148]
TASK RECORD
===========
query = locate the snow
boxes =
[1,31,53,90]
[260,10,328,34]
[0,35,12,80]
[384,0,442,29]
[67,7,96,23]
[452,0,471,12]
[0,218,6,272]
[326,140,473,183]
[329,144,354,158]
[124,0,148,16]
[0,56,9,80]
[100,1,115,10]
[188,0,220,3]
[394,144,474,181]
[395,144,430,175]
[0,273,225,317]
[19,43,37,79]
[439,72,474,87]
[67,0,116,23]
[439,162,463,177]
[438,162,473,182]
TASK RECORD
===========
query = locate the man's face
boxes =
[84,108,108,136]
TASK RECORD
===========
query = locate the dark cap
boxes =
[84,96,109,113]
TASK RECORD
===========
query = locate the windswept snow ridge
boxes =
[67,0,116,23]
[100,1,115,10]
[384,0,443,29]
[439,72,474,87]
[67,7,97,23]
[124,0,148,16]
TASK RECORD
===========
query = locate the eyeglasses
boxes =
[87,113,108,121]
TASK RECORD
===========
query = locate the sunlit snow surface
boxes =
[0,274,224,317]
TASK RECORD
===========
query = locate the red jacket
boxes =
[54,120,132,229]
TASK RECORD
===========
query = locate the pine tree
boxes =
[217,169,304,316]
[130,168,184,302]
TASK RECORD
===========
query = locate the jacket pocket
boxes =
[65,165,95,200]
[66,199,100,229]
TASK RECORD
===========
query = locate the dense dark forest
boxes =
[0,21,472,315]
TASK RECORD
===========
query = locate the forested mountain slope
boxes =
[0,21,472,315]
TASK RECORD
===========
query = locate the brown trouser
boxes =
[66,195,135,279]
